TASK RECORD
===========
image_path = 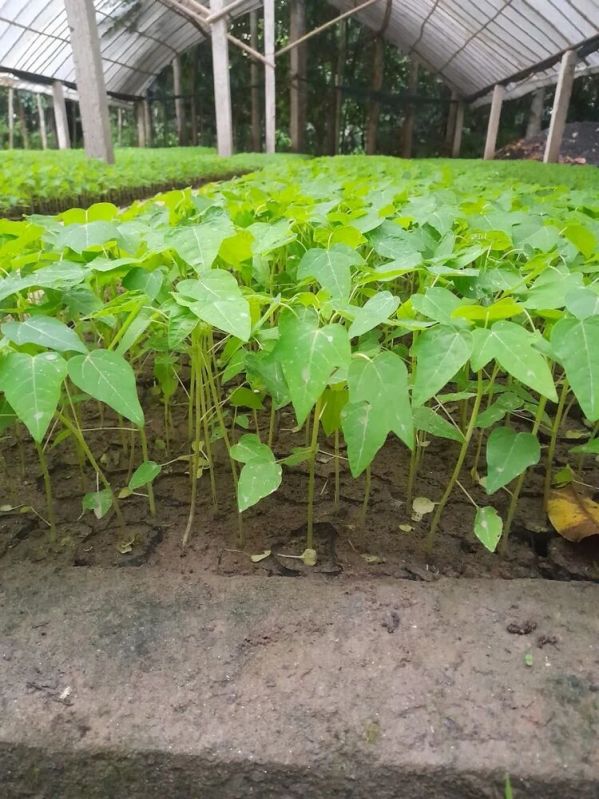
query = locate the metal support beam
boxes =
[173,55,185,145]
[452,100,464,158]
[264,0,276,153]
[544,51,577,164]
[526,87,545,139]
[203,0,248,23]
[52,81,70,150]
[63,0,114,163]
[276,0,381,58]
[483,83,505,160]
[36,93,48,150]
[210,0,233,156]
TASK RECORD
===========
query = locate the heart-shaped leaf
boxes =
[485,427,540,494]
[175,270,251,341]
[412,325,473,407]
[1,316,87,353]
[474,506,503,552]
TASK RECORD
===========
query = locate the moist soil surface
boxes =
[2,374,598,583]
[497,120,599,165]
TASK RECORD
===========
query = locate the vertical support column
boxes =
[63,0,114,163]
[16,93,29,149]
[37,94,48,149]
[452,100,464,158]
[7,87,14,149]
[365,36,384,155]
[526,87,545,139]
[544,51,577,164]
[117,107,123,146]
[52,81,71,150]
[210,0,233,156]
[173,55,185,145]
[401,60,419,158]
[289,0,306,153]
[483,83,505,160]
[445,89,458,150]
[250,11,261,151]
[136,100,146,147]
[143,96,152,147]
[264,0,276,154]
[333,19,347,154]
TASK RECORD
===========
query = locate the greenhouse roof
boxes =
[0,1,598,104]
[329,0,599,103]
[0,0,260,100]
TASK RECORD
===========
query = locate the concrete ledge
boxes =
[0,566,597,798]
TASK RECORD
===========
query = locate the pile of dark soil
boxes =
[497,121,599,165]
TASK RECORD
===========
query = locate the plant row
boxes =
[1,155,599,557]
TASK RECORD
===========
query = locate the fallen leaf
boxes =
[250,549,271,563]
[361,553,386,564]
[548,485,599,542]
[0,504,16,512]
[117,535,135,554]
[411,496,435,521]
[399,524,413,533]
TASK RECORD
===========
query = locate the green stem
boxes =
[199,360,217,509]
[268,402,276,449]
[543,380,568,513]
[306,397,322,550]
[334,428,341,510]
[426,371,485,550]
[183,330,203,547]
[406,437,419,509]
[139,426,156,516]
[360,465,371,528]
[500,395,548,554]
[35,440,57,544]
[471,363,500,479]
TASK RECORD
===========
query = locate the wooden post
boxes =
[16,94,29,149]
[365,36,384,155]
[7,87,14,149]
[36,94,48,150]
[289,0,306,153]
[452,100,464,158]
[210,0,233,156]
[333,19,347,154]
[136,100,146,146]
[445,89,458,149]
[483,83,505,160]
[173,55,185,145]
[401,60,419,158]
[264,0,276,154]
[250,11,261,151]
[526,87,545,139]
[63,0,114,162]
[144,96,152,146]
[52,81,70,150]
[544,51,577,163]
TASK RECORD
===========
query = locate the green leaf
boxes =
[564,287,599,320]
[472,322,556,401]
[348,291,400,338]
[348,350,413,449]
[0,261,86,303]
[563,222,597,259]
[219,229,254,266]
[237,460,282,511]
[485,427,541,494]
[476,393,522,429]
[297,245,362,303]
[82,489,113,520]
[230,433,274,464]
[0,398,16,433]
[0,352,66,442]
[551,317,599,420]
[412,326,473,407]
[228,386,263,410]
[412,287,464,326]
[474,506,503,553]
[1,315,87,353]
[128,461,161,491]
[276,309,350,425]
[321,386,349,435]
[413,406,464,442]
[341,400,389,477]
[67,350,144,427]
[167,219,234,271]
[571,438,599,455]
[57,221,121,253]
[281,446,313,466]
[452,297,524,323]
[175,270,251,341]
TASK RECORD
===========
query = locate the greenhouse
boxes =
[0,2,598,798]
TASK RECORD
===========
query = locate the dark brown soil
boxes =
[1,379,599,582]
[497,121,599,165]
